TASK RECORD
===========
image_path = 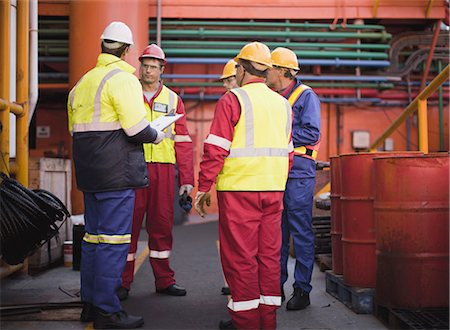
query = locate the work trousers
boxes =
[81,189,134,313]
[281,177,315,293]
[122,163,176,290]
[218,191,284,330]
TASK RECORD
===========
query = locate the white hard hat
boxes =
[100,21,134,45]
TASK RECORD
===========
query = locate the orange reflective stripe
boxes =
[287,84,311,107]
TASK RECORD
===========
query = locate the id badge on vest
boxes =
[153,102,168,113]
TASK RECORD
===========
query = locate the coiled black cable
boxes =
[0,172,70,265]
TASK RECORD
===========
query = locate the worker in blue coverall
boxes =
[266,47,321,311]
[67,21,164,329]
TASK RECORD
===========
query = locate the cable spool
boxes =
[0,172,70,265]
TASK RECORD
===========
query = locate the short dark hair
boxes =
[100,40,129,58]
[240,59,268,78]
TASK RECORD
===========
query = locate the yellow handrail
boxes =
[369,65,449,153]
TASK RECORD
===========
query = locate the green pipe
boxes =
[163,48,388,59]
[438,60,444,150]
[165,81,393,89]
[156,20,387,31]
[161,40,390,50]
[153,29,392,40]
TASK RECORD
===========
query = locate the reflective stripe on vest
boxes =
[83,232,131,244]
[143,85,179,163]
[287,83,320,160]
[216,83,291,191]
[72,69,123,133]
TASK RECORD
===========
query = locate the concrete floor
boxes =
[0,217,387,330]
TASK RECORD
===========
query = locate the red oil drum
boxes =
[340,152,422,288]
[374,154,449,309]
[330,156,343,275]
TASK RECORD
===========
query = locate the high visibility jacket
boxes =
[282,78,321,179]
[143,85,178,164]
[287,84,321,161]
[68,53,149,192]
[216,83,292,191]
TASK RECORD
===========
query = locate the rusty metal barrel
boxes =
[330,156,343,275]
[374,154,449,309]
[340,152,422,288]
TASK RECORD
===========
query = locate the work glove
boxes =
[194,191,211,217]
[179,184,194,196]
[153,129,165,144]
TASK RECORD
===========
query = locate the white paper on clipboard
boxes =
[150,113,184,130]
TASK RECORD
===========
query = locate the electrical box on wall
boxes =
[352,130,370,150]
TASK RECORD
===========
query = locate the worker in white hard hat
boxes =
[195,41,293,330]
[117,44,194,300]
[68,21,165,329]
[220,59,239,92]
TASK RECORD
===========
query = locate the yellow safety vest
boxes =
[216,83,292,191]
[287,84,320,160]
[143,85,178,164]
[68,53,147,135]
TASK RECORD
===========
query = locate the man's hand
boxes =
[194,191,211,217]
[179,184,194,196]
[153,129,165,144]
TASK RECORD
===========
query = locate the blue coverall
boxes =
[280,77,321,293]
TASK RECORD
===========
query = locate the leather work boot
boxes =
[156,283,187,296]
[281,286,285,303]
[286,287,310,311]
[219,319,236,329]
[116,286,129,301]
[80,302,95,322]
[93,309,144,329]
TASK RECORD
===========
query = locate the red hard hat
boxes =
[139,44,166,64]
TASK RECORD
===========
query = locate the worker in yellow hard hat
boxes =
[266,47,321,311]
[195,41,294,330]
[68,21,165,329]
[220,59,238,92]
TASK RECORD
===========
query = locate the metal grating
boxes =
[392,308,449,330]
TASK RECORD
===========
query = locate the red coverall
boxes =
[198,79,293,329]
[122,83,194,290]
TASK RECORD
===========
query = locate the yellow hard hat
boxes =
[220,60,237,80]
[234,42,272,68]
[271,47,299,70]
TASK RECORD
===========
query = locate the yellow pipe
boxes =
[372,0,379,18]
[16,0,29,186]
[425,0,434,18]
[0,99,24,116]
[417,99,429,153]
[0,0,11,175]
[369,65,449,151]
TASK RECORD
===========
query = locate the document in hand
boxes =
[150,113,184,131]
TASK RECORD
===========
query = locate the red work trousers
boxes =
[121,163,176,290]
[218,191,284,330]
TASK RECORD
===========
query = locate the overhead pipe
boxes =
[38,56,391,68]
[161,74,401,82]
[28,0,38,125]
[153,29,392,40]
[161,40,390,50]
[419,20,442,91]
[162,48,388,59]
[158,20,387,30]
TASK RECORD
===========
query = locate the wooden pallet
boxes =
[325,270,375,314]
[375,304,449,330]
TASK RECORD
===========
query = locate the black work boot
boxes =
[80,302,95,322]
[93,309,144,329]
[281,285,285,303]
[286,287,310,311]
[219,319,236,329]
[156,283,187,296]
[116,286,129,301]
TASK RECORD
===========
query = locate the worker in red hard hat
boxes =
[69,22,166,329]
[195,41,294,330]
[117,43,194,300]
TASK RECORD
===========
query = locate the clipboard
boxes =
[150,113,184,131]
